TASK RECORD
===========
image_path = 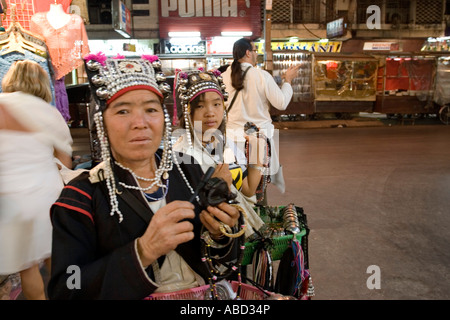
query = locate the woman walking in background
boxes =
[0,60,73,299]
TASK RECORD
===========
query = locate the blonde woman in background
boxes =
[0,60,72,299]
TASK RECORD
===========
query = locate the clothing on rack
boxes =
[53,77,70,121]
[0,14,57,107]
[30,11,89,80]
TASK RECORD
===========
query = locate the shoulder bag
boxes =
[226,66,251,113]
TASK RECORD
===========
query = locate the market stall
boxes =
[421,37,450,124]
[434,55,450,124]
[312,52,378,118]
[270,51,378,119]
[373,53,438,118]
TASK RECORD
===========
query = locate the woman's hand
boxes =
[199,202,240,240]
[212,163,232,187]
[137,201,195,268]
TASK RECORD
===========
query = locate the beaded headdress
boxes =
[174,68,228,148]
[84,52,173,222]
[84,52,171,111]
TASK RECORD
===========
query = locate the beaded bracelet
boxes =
[201,230,232,249]
[248,164,267,174]
[219,204,247,238]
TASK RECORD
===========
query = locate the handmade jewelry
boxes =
[218,204,247,238]
[94,112,123,222]
[201,230,231,249]
[200,203,246,300]
[114,158,169,194]
[143,179,169,201]
[171,148,199,203]
[248,164,268,174]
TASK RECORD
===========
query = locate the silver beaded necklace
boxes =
[114,157,169,193]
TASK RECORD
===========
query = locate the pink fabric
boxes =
[33,0,72,14]
[1,1,71,31]
[30,12,90,80]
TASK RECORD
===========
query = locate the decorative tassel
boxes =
[291,239,305,296]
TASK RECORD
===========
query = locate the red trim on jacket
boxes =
[54,202,94,224]
[64,185,92,200]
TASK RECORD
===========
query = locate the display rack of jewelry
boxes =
[242,203,314,299]
[272,51,313,103]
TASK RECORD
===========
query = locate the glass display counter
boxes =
[270,52,378,118]
[312,53,378,101]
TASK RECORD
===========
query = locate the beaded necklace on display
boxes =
[200,212,246,300]
[202,239,246,300]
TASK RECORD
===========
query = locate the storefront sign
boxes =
[159,0,261,39]
[112,0,132,38]
[327,17,346,38]
[271,41,342,53]
[163,40,207,55]
[363,42,401,51]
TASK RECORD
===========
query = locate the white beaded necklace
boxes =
[172,148,199,203]
[114,158,168,192]
[94,112,123,222]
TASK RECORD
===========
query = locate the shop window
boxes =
[88,0,112,24]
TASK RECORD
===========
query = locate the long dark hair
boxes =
[230,38,253,90]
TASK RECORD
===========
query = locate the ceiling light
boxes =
[168,32,201,37]
[221,31,253,37]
